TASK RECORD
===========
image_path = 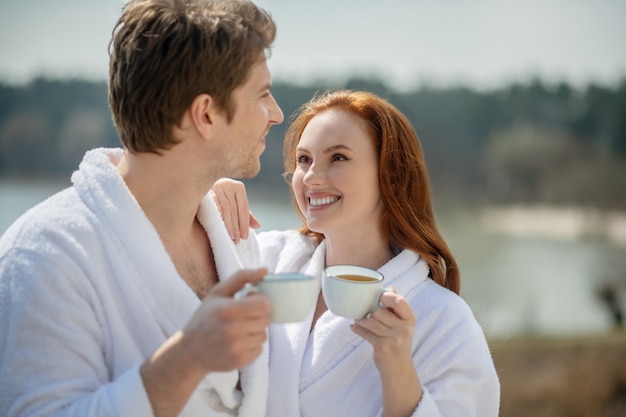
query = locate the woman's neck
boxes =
[324,235,394,271]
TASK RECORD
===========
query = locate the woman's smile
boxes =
[309,196,340,207]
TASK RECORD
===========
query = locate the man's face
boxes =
[216,58,284,179]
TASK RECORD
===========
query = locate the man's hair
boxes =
[108,0,276,153]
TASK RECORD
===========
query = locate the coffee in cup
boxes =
[322,264,388,319]
[234,273,318,323]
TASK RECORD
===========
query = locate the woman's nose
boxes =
[303,163,324,187]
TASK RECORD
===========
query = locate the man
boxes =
[0,0,284,416]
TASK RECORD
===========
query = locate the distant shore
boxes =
[481,205,626,247]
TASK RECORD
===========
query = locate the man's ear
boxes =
[187,93,217,138]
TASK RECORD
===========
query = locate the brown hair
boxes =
[283,90,460,294]
[108,0,276,153]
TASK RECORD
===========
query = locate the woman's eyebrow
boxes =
[296,144,352,154]
[323,144,351,153]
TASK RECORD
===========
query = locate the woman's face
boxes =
[291,108,383,237]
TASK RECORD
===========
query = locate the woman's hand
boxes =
[210,178,260,244]
[351,288,416,370]
[351,288,423,417]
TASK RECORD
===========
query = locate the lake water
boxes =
[2,178,625,338]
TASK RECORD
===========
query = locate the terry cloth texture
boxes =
[0,148,267,417]
[250,230,500,417]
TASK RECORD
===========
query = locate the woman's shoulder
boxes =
[256,229,317,272]
[390,252,472,316]
[407,276,485,337]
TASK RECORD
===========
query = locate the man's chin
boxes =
[233,162,261,180]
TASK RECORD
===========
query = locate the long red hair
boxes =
[283,90,460,294]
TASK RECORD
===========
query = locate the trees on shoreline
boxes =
[1,76,625,208]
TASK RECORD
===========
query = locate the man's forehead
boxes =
[238,58,271,92]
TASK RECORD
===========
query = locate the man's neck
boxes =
[116,149,215,242]
[116,149,219,298]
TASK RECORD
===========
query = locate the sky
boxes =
[0,0,625,91]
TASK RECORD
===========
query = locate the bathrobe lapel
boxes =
[266,242,325,416]
[73,148,200,338]
[300,249,427,389]
[197,195,269,416]
[73,148,265,416]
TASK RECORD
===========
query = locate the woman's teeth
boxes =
[309,197,338,207]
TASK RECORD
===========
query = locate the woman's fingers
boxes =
[378,290,415,323]
[212,179,258,243]
[351,292,415,352]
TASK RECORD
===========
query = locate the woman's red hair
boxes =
[283,90,460,294]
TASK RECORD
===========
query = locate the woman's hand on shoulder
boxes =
[210,178,260,244]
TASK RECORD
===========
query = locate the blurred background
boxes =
[1,1,625,415]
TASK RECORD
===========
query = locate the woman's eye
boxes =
[332,154,347,161]
[296,155,311,164]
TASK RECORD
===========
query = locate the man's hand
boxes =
[141,268,271,417]
[183,268,271,371]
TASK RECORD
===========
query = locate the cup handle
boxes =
[365,286,393,317]
[234,282,260,300]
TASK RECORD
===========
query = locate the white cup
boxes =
[234,273,318,323]
[322,264,388,319]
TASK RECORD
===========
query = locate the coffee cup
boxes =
[234,273,318,323]
[322,264,388,319]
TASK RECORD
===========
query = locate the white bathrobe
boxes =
[254,230,500,417]
[0,148,266,417]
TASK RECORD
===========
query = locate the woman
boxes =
[213,90,500,416]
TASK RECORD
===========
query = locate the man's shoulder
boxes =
[0,187,100,260]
